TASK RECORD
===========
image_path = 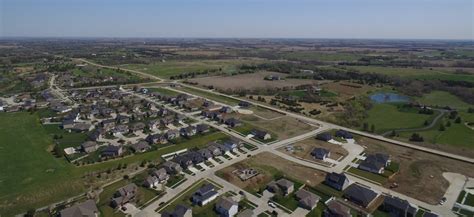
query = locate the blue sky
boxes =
[1,0,472,39]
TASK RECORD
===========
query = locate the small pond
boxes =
[370,92,410,103]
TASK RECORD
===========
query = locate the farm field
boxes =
[188,71,320,91]
[122,59,260,78]
[364,103,437,134]
[350,66,474,83]
[356,136,474,205]
[0,112,228,216]
[280,51,363,61]
[216,152,327,196]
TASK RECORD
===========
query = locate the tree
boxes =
[25,208,36,217]
[446,121,451,127]
[439,124,446,131]
[410,133,424,142]
[370,124,375,133]
[455,117,462,124]
[423,120,429,126]
[389,130,397,137]
[363,123,369,131]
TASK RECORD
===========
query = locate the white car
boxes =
[268,201,276,208]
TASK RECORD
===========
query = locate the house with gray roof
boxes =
[295,189,320,210]
[59,199,99,217]
[81,141,98,153]
[192,184,219,206]
[162,204,192,217]
[382,196,417,217]
[267,178,294,196]
[343,184,378,208]
[215,197,239,217]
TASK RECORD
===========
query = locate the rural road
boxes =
[74,58,163,81]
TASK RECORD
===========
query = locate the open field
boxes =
[320,81,378,101]
[277,138,349,163]
[216,152,327,195]
[230,113,316,140]
[0,112,228,216]
[281,51,363,61]
[415,91,472,110]
[365,103,437,134]
[349,66,474,83]
[397,113,474,158]
[356,136,474,205]
[177,86,241,106]
[188,71,320,91]
[122,59,261,78]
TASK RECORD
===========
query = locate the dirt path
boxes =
[381,109,448,136]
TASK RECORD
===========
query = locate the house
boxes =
[152,168,170,183]
[196,124,210,133]
[147,119,160,130]
[146,133,168,144]
[62,119,75,129]
[381,196,417,217]
[188,151,205,164]
[161,161,183,174]
[130,122,146,133]
[324,172,350,191]
[131,140,151,153]
[100,119,116,130]
[219,106,233,113]
[251,129,272,141]
[89,129,105,141]
[192,184,219,206]
[223,139,241,152]
[295,189,320,210]
[224,118,242,128]
[198,149,213,160]
[143,175,160,188]
[101,145,123,157]
[180,126,197,137]
[59,199,99,217]
[267,178,294,196]
[316,133,332,142]
[218,144,231,155]
[173,155,194,169]
[112,125,129,136]
[215,197,239,217]
[111,183,138,207]
[323,200,351,217]
[311,148,330,160]
[70,123,93,132]
[81,141,98,153]
[162,204,192,217]
[335,130,353,139]
[165,130,180,140]
[239,101,251,108]
[116,115,130,124]
[207,144,222,156]
[343,184,378,208]
[358,153,391,174]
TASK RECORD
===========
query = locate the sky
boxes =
[1,0,473,40]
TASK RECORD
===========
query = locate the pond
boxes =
[370,92,410,103]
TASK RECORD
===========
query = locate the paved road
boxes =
[178,83,474,164]
[70,60,473,217]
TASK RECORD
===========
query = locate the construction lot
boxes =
[277,137,349,164]
[216,152,327,195]
[356,136,474,205]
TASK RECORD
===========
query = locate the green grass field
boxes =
[0,112,228,216]
[416,91,472,110]
[122,59,255,78]
[282,51,363,61]
[365,103,436,133]
[350,66,474,83]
